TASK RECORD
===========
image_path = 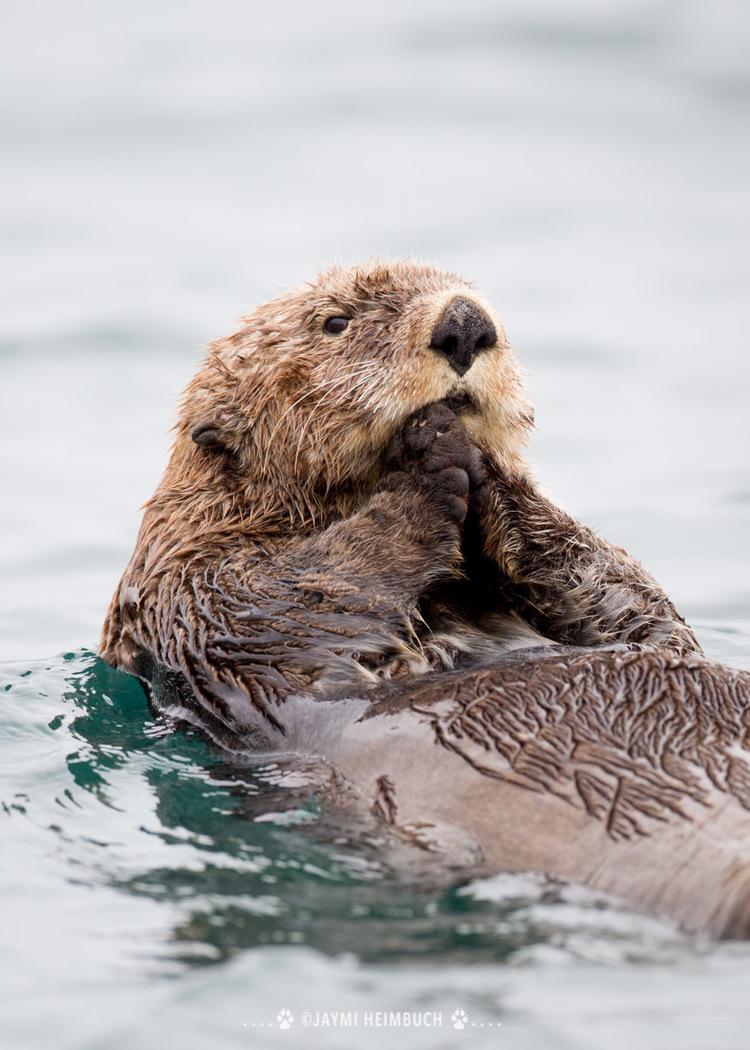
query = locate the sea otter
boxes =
[101,260,750,937]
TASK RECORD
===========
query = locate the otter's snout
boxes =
[430,297,497,377]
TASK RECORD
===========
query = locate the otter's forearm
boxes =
[477,459,701,654]
[141,482,461,726]
[280,397,481,613]
[289,485,462,607]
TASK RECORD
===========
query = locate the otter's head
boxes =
[173,260,532,529]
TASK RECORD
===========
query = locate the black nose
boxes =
[429,297,497,376]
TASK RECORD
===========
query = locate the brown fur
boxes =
[100,262,534,729]
[100,260,750,935]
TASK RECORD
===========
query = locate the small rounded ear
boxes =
[190,421,229,450]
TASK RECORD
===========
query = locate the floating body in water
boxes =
[100,260,750,937]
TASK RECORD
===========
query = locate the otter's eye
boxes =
[324,316,350,335]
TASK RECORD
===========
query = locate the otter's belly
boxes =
[283,647,750,938]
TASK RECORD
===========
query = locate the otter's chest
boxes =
[419,606,556,673]
[372,601,556,685]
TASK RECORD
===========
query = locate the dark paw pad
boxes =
[386,402,484,524]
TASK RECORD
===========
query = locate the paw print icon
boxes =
[451,1008,468,1030]
[276,1008,294,1030]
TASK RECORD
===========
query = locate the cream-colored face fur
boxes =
[181,260,532,492]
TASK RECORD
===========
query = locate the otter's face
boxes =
[185,261,532,492]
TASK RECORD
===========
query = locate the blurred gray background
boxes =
[1,0,749,662]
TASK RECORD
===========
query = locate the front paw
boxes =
[384,402,484,526]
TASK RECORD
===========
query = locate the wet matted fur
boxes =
[100,260,750,936]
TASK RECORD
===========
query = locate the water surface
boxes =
[2,2,750,1047]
